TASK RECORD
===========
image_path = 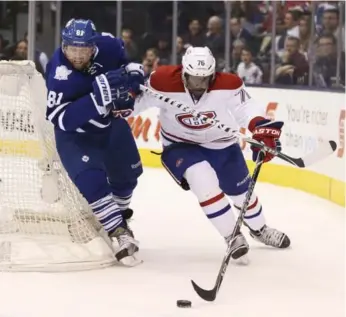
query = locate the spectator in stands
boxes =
[11,39,44,75]
[276,10,301,58]
[182,19,206,48]
[299,17,312,55]
[156,34,171,65]
[11,40,27,60]
[275,36,309,85]
[321,7,345,48]
[322,7,340,34]
[230,1,244,19]
[205,16,224,59]
[289,10,302,33]
[315,3,339,32]
[237,47,263,84]
[142,59,151,78]
[169,36,186,64]
[122,28,139,62]
[143,48,159,74]
[285,10,301,37]
[230,17,254,46]
[23,31,49,74]
[237,1,264,36]
[261,2,287,35]
[313,33,345,87]
[231,38,246,71]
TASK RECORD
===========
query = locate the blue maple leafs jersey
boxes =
[45,33,128,133]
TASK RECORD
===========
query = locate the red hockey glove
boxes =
[248,117,284,163]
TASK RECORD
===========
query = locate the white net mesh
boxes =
[0,61,116,271]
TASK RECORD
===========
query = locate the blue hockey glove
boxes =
[125,63,145,95]
[92,68,130,107]
[248,117,284,163]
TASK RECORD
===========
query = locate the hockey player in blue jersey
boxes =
[45,19,144,266]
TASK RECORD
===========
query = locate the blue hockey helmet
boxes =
[61,19,97,47]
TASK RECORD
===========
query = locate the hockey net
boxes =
[0,60,116,271]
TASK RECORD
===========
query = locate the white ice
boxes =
[0,168,344,317]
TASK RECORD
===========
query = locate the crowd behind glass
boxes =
[0,1,344,89]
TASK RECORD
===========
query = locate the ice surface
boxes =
[0,168,344,317]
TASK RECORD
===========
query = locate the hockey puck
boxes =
[176,300,192,308]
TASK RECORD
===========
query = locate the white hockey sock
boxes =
[90,193,123,233]
[112,193,132,211]
[199,192,236,238]
[231,193,265,231]
[184,161,236,239]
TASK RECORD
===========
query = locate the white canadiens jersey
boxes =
[133,65,265,150]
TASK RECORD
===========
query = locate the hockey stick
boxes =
[191,150,265,302]
[139,84,337,168]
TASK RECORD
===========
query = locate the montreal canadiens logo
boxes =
[175,111,216,130]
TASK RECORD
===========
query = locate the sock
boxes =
[90,193,123,233]
[112,193,132,211]
[232,194,265,231]
[200,192,236,238]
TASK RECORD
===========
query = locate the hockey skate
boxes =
[225,232,249,262]
[249,225,290,248]
[121,208,137,240]
[110,225,141,267]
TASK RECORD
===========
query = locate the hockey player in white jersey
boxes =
[116,46,290,260]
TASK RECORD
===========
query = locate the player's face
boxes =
[63,45,94,70]
[184,74,211,97]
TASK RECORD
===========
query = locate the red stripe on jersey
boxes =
[200,192,225,207]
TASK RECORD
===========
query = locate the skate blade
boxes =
[118,255,143,267]
[232,254,250,266]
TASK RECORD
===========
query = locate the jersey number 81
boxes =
[47,91,63,108]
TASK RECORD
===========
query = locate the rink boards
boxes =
[0,86,344,207]
[129,87,345,207]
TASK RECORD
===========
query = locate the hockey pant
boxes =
[55,117,143,234]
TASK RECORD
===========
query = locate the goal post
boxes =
[0,60,117,271]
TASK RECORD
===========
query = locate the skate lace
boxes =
[261,227,283,246]
[116,232,134,245]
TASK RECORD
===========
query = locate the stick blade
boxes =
[301,139,337,167]
[191,280,217,302]
[329,140,337,151]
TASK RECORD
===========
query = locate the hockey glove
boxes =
[92,69,130,107]
[125,63,145,95]
[249,117,284,163]
[112,95,135,118]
